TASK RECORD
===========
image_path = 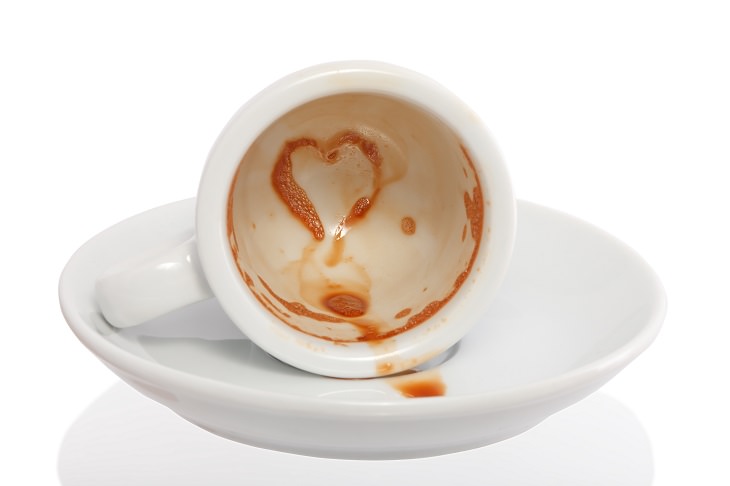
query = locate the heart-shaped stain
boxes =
[272,131,382,243]
[271,131,384,318]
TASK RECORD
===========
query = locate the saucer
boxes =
[59,199,666,459]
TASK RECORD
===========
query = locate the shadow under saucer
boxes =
[58,382,653,486]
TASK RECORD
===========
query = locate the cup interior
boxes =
[227,92,486,345]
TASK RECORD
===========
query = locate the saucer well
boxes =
[59,199,665,459]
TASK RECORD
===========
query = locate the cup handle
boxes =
[95,237,213,328]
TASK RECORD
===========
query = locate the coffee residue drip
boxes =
[389,370,447,398]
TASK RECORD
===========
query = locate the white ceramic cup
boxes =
[96,61,516,378]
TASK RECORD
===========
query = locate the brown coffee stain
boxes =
[271,131,382,243]
[257,275,386,342]
[464,188,483,242]
[267,131,386,340]
[271,138,325,240]
[227,168,242,259]
[228,126,485,344]
[345,196,374,222]
[325,236,346,267]
[400,216,416,235]
[389,370,447,398]
[323,292,368,318]
[356,322,383,342]
[395,307,412,319]
[258,276,344,324]
[460,145,484,242]
[260,293,291,319]
[260,145,481,342]
[274,132,384,273]
[237,271,292,324]
[395,145,484,332]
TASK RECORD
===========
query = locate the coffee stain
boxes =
[227,101,486,344]
[322,291,368,318]
[271,138,325,240]
[396,145,484,331]
[259,142,484,341]
[394,307,412,319]
[236,271,290,324]
[400,216,416,235]
[389,370,447,398]
[271,131,382,243]
[258,276,344,324]
[257,274,386,342]
[324,236,347,267]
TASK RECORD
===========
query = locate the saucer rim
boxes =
[59,198,667,418]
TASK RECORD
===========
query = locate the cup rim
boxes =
[196,61,516,378]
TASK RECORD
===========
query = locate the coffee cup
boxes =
[96,61,516,378]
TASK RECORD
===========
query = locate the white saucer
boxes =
[59,199,666,459]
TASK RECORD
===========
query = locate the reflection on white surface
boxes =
[58,383,652,485]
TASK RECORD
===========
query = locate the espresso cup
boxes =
[96,61,516,378]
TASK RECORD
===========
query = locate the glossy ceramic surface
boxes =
[97,61,516,379]
[60,199,665,459]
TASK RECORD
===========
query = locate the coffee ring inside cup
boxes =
[227,92,486,344]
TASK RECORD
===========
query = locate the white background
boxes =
[2,0,728,484]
